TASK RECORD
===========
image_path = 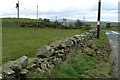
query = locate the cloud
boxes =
[0,0,119,22]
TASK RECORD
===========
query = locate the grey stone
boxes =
[16,56,28,68]
[26,64,37,71]
[59,49,65,54]
[1,61,14,71]
[46,45,51,51]
[53,49,65,55]
[74,35,80,37]
[49,51,58,57]
[60,39,74,47]
[50,48,55,53]
[0,73,3,80]
[3,68,15,75]
[9,61,22,72]
[56,58,63,64]
[28,58,38,65]
[57,53,64,57]
[37,45,52,58]
[20,69,29,75]
[51,57,60,64]
[69,37,77,46]
[80,34,86,38]
[59,43,66,48]
[50,40,62,48]
[37,58,45,65]
[36,67,45,73]
[41,63,48,71]
[51,57,57,63]
[4,75,16,80]
[32,58,38,64]
[96,51,101,54]
[43,59,49,64]
[74,35,80,39]
[47,63,54,69]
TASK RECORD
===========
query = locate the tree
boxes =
[106,23,111,28]
[74,19,83,29]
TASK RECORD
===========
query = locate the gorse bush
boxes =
[82,25,92,30]
[19,18,91,30]
[74,19,83,29]
[106,23,111,28]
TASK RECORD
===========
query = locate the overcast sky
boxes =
[0,0,119,22]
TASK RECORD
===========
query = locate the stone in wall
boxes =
[1,56,29,80]
[16,56,28,68]
[50,40,62,48]
[37,45,55,58]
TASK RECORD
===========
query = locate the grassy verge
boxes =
[27,31,111,78]
[102,27,119,31]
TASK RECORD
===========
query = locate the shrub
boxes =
[83,25,91,30]
[74,19,83,29]
[106,23,111,28]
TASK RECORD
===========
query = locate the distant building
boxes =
[61,18,69,27]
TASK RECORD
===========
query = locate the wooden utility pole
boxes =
[37,5,38,20]
[55,16,58,27]
[18,0,19,18]
[55,16,57,21]
[96,0,101,39]
[83,16,85,22]
[37,5,39,28]
[16,0,19,18]
[16,0,19,27]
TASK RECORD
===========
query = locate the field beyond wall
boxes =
[2,18,87,63]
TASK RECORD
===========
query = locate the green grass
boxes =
[2,18,87,63]
[27,53,98,78]
[91,31,110,48]
[102,27,119,31]
[49,53,98,78]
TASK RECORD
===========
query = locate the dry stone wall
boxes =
[0,29,96,80]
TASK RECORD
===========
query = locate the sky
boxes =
[0,0,119,22]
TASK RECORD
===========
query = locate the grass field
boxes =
[2,18,87,63]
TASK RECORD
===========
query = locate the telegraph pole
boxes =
[96,0,101,39]
[37,5,39,28]
[55,16,58,27]
[16,0,19,27]
[16,0,19,18]
[55,16,57,22]
[37,5,38,20]
[83,16,85,22]
[18,0,19,18]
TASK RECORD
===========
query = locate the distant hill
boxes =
[50,19,85,22]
